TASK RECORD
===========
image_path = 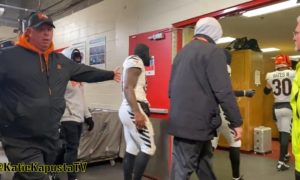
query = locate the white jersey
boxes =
[122,55,148,103]
[266,69,295,103]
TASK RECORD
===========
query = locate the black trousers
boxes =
[171,137,216,180]
[296,170,300,180]
[60,121,83,180]
[2,136,58,180]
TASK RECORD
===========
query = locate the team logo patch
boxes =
[37,12,49,20]
[57,64,62,69]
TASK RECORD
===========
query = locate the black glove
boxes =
[84,117,94,131]
[245,89,255,97]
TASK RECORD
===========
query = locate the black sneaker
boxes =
[49,173,61,180]
[276,161,290,171]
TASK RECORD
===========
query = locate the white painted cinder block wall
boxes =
[53,0,250,110]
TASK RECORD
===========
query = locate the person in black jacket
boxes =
[0,12,120,180]
[168,17,243,180]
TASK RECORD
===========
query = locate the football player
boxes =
[265,54,295,171]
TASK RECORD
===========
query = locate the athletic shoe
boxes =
[232,176,244,180]
[284,153,291,163]
[276,161,290,171]
[49,176,61,180]
[49,173,61,180]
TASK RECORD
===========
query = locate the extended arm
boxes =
[264,86,272,95]
[234,89,256,97]
[62,54,120,83]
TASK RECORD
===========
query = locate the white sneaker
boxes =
[233,176,244,180]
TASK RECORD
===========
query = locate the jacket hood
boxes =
[61,46,75,59]
[194,17,223,42]
[16,34,54,64]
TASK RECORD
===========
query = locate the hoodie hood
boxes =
[194,17,223,42]
[61,47,75,59]
[61,47,82,63]
[16,34,54,64]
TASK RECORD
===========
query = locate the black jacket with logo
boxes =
[0,45,114,139]
[168,35,242,141]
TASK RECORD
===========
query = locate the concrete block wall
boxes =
[53,0,249,110]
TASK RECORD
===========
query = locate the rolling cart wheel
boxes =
[110,159,115,166]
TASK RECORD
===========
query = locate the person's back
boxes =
[169,39,229,140]
[265,54,294,171]
[266,69,295,103]
[168,17,242,180]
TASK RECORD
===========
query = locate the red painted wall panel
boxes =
[129,28,172,119]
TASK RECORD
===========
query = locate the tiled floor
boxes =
[252,140,294,162]
[0,141,295,180]
[1,151,294,180]
[211,149,294,180]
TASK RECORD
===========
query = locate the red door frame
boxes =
[173,0,281,51]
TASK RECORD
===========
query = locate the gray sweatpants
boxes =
[171,137,216,180]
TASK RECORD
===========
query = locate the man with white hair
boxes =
[168,17,243,180]
[291,15,300,180]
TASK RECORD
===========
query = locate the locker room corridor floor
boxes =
[0,149,295,180]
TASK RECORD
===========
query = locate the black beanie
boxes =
[134,44,151,66]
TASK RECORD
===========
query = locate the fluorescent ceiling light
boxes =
[242,0,300,17]
[216,37,236,44]
[0,7,4,16]
[261,48,280,52]
[223,7,238,14]
[289,55,300,59]
[271,55,300,60]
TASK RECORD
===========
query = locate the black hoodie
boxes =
[168,35,242,141]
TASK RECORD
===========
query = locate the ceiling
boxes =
[218,5,300,60]
[0,0,103,41]
[0,0,299,59]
